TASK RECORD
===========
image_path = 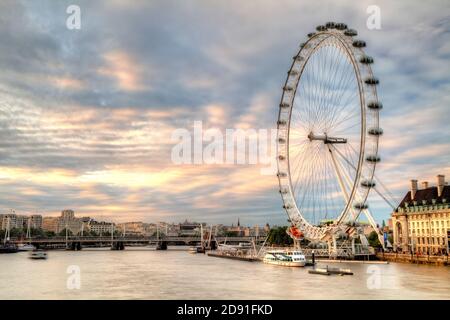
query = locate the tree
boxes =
[10,227,25,237]
[224,231,239,237]
[45,231,56,237]
[58,228,73,237]
[267,226,293,246]
[367,231,382,248]
[30,228,46,237]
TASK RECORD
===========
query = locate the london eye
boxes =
[276,22,384,247]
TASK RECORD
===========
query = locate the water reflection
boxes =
[0,248,449,299]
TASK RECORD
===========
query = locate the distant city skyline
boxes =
[0,1,449,225]
[0,208,266,227]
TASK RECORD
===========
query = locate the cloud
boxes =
[204,104,228,126]
[49,76,85,90]
[98,51,146,91]
[0,0,449,226]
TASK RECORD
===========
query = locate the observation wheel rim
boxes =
[276,26,381,241]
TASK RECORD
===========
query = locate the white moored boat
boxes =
[17,244,35,251]
[217,242,252,252]
[29,250,47,260]
[263,250,306,267]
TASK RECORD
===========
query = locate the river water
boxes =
[0,247,449,299]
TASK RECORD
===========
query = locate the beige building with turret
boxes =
[391,174,450,255]
[41,210,91,235]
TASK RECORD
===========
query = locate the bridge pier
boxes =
[156,241,167,250]
[111,241,125,250]
[69,242,82,251]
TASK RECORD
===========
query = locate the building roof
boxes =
[397,185,450,210]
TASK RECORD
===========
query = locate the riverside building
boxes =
[392,175,450,255]
[41,210,90,235]
[0,213,43,230]
[89,221,114,235]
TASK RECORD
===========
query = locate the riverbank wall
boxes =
[376,252,449,266]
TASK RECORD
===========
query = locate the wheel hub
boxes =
[307,132,347,144]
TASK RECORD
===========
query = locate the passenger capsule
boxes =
[353,40,366,48]
[277,172,287,178]
[368,127,383,136]
[367,101,383,110]
[365,77,379,85]
[283,204,292,209]
[316,25,327,32]
[283,86,294,91]
[307,32,316,38]
[293,55,304,61]
[280,102,290,109]
[360,56,374,64]
[279,189,288,194]
[278,155,286,160]
[335,23,347,30]
[344,29,357,36]
[366,155,381,163]
[354,202,369,210]
[278,138,286,143]
[325,22,336,29]
[299,42,306,48]
[277,120,287,126]
[361,180,376,188]
[289,70,299,76]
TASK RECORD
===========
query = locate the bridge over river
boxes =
[10,236,263,250]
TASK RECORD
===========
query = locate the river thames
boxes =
[0,247,449,299]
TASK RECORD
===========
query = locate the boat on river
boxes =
[308,268,330,275]
[17,243,36,251]
[188,246,205,254]
[29,250,47,260]
[309,265,353,276]
[263,250,306,267]
[0,243,18,254]
[217,242,252,252]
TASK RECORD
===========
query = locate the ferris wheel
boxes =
[276,22,383,244]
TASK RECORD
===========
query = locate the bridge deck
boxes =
[11,236,260,244]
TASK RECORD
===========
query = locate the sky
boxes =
[0,0,449,225]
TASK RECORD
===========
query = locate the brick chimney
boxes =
[410,179,418,200]
[421,181,429,189]
[437,175,445,197]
